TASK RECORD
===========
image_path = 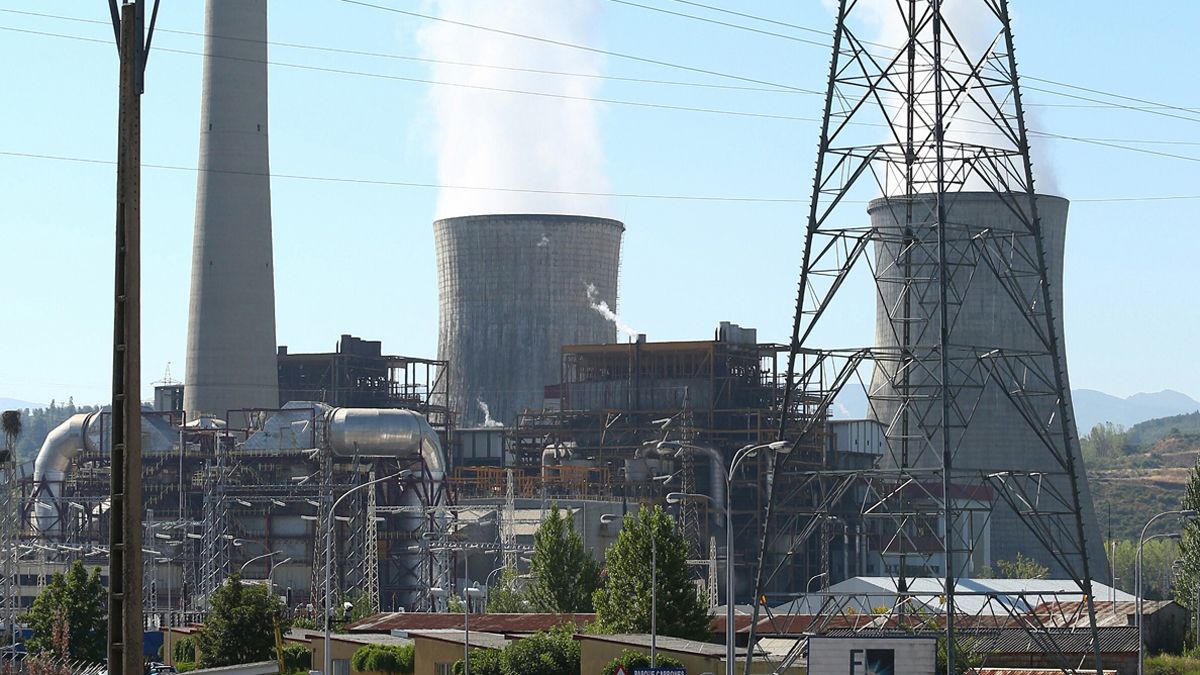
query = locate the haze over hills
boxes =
[0,397,47,411]
[1071,389,1200,433]
[833,386,1200,432]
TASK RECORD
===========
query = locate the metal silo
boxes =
[435,214,624,426]
[184,0,279,420]
[867,192,1106,571]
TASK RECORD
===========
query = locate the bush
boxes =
[601,649,685,675]
[451,648,504,675]
[1147,653,1200,675]
[351,644,414,675]
[281,643,312,674]
[501,627,580,675]
[173,637,198,665]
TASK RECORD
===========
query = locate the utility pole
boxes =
[107,1,159,672]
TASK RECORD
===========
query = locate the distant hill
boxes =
[1126,411,1200,447]
[1072,389,1200,433]
[832,386,1200,432]
[0,398,47,411]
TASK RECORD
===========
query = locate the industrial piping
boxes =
[31,412,99,535]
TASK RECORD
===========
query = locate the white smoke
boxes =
[585,282,637,339]
[477,399,504,428]
[537,234,550,248]
[418,0,612,218]
[830,0,1057,195]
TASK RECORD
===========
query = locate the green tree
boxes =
[196,575,291,668]
[994,553,1050,580]
[1081,422,1129,465]
[351,644,414,675]
[527,503,601,613]
[601,649,685,675]
[1176,456,1200,610]
[487,566,529,613]
[24,560,106,662]
[1111,538,1181,599]
[593,506,712,641]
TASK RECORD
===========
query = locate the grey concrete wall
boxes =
[867,192,1107,578]
[184,0,279,420]
[435,214,622,426]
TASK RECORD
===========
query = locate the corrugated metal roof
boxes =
[819,627,1139,655]
[408,630,510,650]
[346,612,595,633]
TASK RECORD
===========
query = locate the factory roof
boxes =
[346,612,595,634]
[578,633,763,658]
[408,630,510,650]
[772,577,1133,616]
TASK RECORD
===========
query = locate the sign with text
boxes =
[632,670,687,675]
[808,636,936,675]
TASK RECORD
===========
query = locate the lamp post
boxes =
[667,440,791,675]
[431,585,483,675]
[323,469,410,675]
[1138,509,1195,675]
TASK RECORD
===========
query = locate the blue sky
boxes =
[1,1,1198,406]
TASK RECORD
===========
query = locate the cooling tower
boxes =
[867,192,1106,573]
[183,0,279,420]
[435,214,624,426]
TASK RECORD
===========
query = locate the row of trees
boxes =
[487,504,711,640]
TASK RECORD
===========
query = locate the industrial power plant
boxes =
[3,0,1148,673]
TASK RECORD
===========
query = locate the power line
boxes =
[0,25,815,124]
[8,23,1200,161]
[614,0,1200,125]
[0,7,799,95]
[3,149,1197,204]
[334,0,822,94]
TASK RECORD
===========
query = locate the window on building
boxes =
[436,664,453,675]
[332,659,349,675]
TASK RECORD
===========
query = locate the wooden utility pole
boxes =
[108,0,159,671]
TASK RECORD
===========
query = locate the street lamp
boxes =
[668,439,791,675]
[431,585,484,675]
[268,556,293,597]
[1138,509,1195,675]
[323,469,411,675]
[239,550,279,575]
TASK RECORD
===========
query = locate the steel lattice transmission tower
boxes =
[749,1,1107,673]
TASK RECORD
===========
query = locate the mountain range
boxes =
[832,386,1200,432]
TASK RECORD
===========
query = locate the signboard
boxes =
[632,670,686,675]
[807,636,937,675]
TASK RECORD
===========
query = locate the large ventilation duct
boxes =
[184,0,279,420]
[435,214,624,426]
[325,408,446,480]
[32,410,177,536]
[867,192,1106,574]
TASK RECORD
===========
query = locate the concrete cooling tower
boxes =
[866,192,1106,573]
[435,214,624,427]
[184,0,279,420]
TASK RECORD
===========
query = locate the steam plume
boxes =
[586,283,637,339]
[418,0,612,218]
[477,399,504,428]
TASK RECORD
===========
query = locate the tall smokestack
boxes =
[184,0,278,420]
